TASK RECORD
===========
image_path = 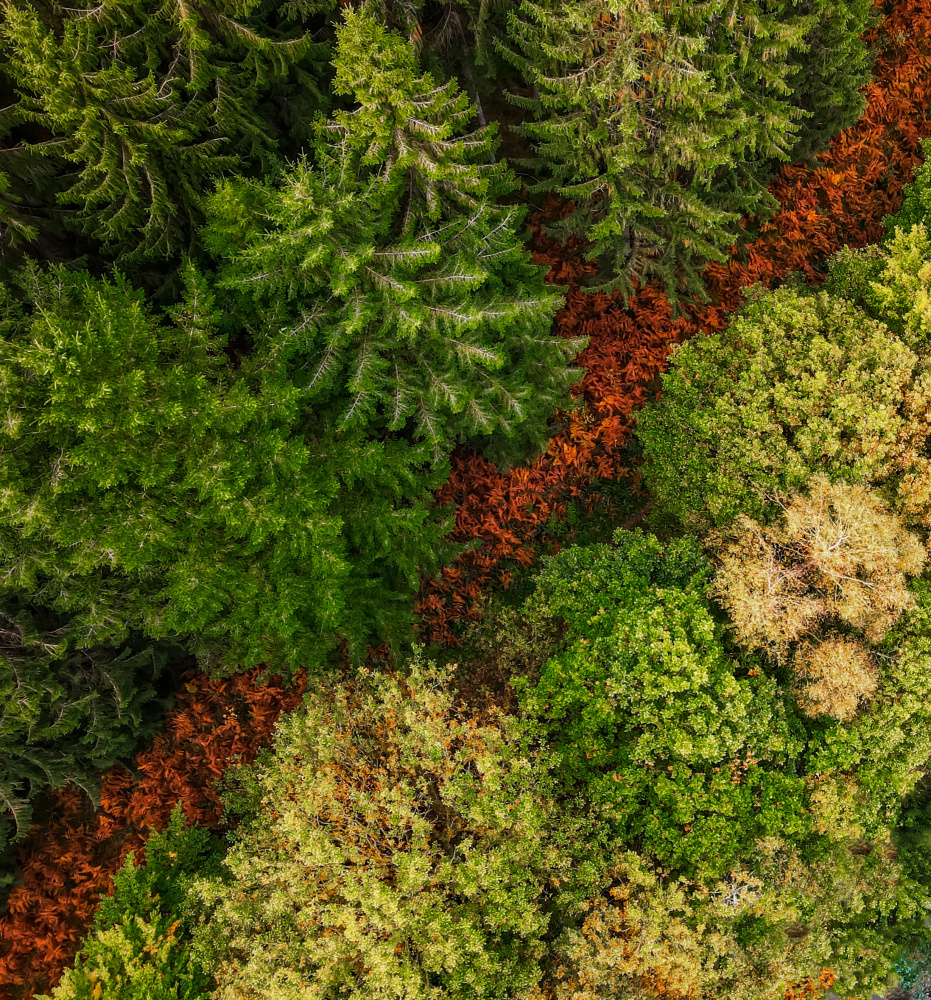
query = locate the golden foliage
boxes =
[793,637,878,722]
[710,476,925,662]
[710,477,924,720]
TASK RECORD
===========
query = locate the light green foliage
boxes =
[496,0,869,313]
[37,804,222,1000]
[0,601,186,910]
[823,139,931,350]
[517,529,809,879]
[0,0,330,263]
[826,222,931,353]
[188,654,600,1000]
[204,11,586,470]
[636,285,917,528]
[0,260,457,673]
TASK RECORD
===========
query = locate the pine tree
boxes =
[495,0,861,314]
[205,10,586,469]
[0,0,332,265]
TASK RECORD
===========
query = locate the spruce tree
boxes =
[0,602,187,912]
[778,0,881,166]
[495,0,866,314]
[0,0,333,265]
[205,10,586,469]
[0,259,457,674]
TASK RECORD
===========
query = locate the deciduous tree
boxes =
[188,653,600,1000]
[637,285,917,529]
[516,528,809,880]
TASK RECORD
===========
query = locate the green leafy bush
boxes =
[636,285,916,529]
[516,529,809,879]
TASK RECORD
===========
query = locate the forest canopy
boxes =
[1,0,931,998]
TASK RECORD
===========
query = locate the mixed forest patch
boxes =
[1,0,931,997]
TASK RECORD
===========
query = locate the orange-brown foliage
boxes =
[783,969,838,1000]
[0,667,306,999]
[414,0,931,647]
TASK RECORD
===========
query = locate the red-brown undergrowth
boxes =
[0,668,306,999]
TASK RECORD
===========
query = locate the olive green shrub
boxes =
[187,654,603,1000]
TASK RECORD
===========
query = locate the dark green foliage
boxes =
[636,285,916,529]
[0,259,459,674]
[37,803,223,1000]
[516,528,810,880]
[777,0,881,166]
[494,0,867,313]
[0,602,188,911]
[204,11,586,471]
[0,0,332,265]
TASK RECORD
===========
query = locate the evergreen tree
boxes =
[0,0,333,266]
[204,10,586,471]
[495,0,867,314]
[0,602,188,912]
[0,259,456,674]
[776,0,881,166]
[0,65,72,278]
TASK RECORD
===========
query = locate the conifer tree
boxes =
[0,259,457,674]
[0,602,187,911]
[495,0,868,314]
[205,10,586,469]
[0,0,332,265]
[776,0,881,166]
